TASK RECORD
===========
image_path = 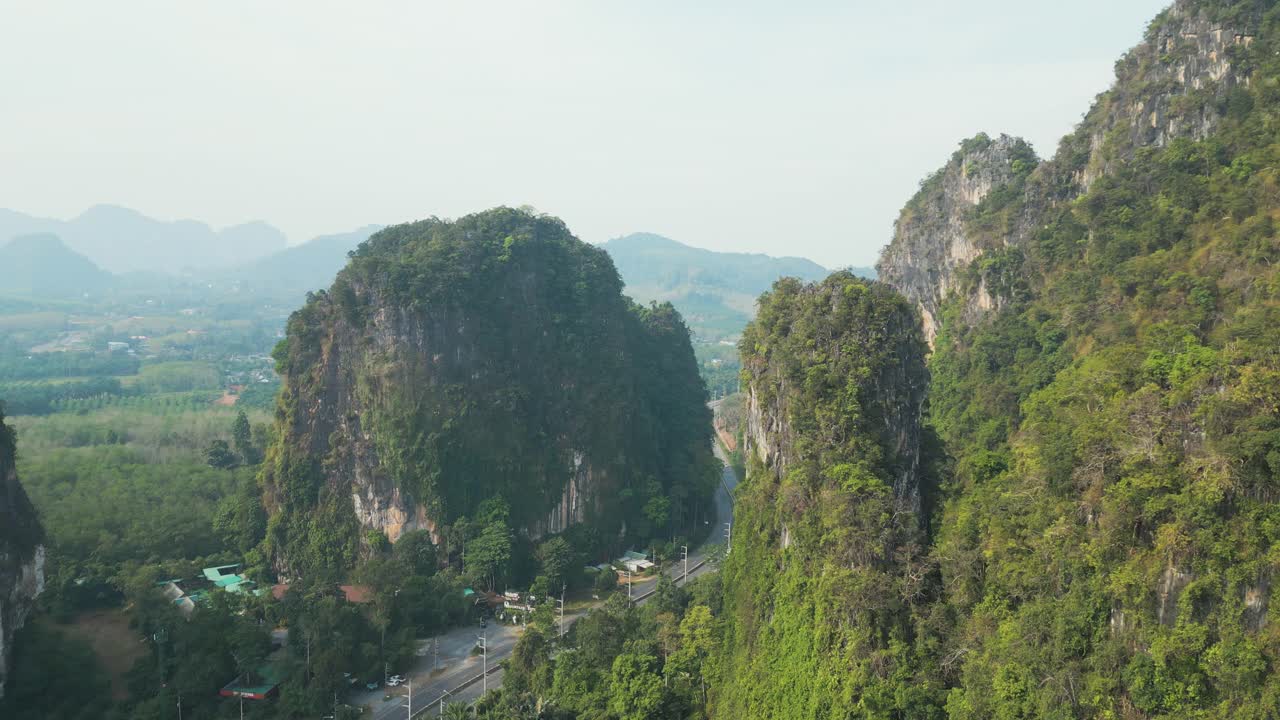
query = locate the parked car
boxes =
[480,618,487,629]
[365,681,379,691]
[389,675,406,684]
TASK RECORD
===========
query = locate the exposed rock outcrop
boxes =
[0,414,44,699]
[878,0,1260,342]
[877,134,1035,345]
[1073,0,1257,189]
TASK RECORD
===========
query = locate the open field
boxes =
[56,610,146,701]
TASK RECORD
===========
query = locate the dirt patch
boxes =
[58,609,146,700]
[715,426,737,452]
[214,391,239,406]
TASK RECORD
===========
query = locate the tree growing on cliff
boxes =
[231,409,260,465]
[203,438,236,469]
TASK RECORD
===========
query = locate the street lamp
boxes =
[681,545,689,583]
[438,688,451,716]
[477,631,488,694]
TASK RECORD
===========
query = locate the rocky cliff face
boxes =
[262,208,713,575]
[0,415,44,700]
[878,0,1260,342]
[1072,0,1257,189]
[877,134,1035,345]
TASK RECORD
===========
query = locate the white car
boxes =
[387,678,401,687]
[389,675,406,685]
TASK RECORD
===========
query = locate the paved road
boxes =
[370,438,739,718]
[361,618,520,719]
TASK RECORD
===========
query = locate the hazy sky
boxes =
[1,1,1169,268]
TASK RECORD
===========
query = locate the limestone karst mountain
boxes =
[260,208,717,575]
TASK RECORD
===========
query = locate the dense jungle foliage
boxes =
[704,1,1280,718]
[930,21,1280,720]
[476,574,726,720]
[264,207,718,577]
[713,273,943,718]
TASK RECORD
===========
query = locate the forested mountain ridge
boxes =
[710,0,1280,717]
[801,0,1280,716]
[0,411,44,700]
[262,208,718,577]
[600,232,860,341]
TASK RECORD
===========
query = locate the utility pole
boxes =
[239,696,244,720]
[557,585,566,640]
[177,693,182,720]
[401,679,412,719]
[725,522,732,556]
[625,571,633,604]
[433,636,439,671]
[477,631,488,694]
[438,688,451,716]
[681,545,689,583]
[154,627,168,690]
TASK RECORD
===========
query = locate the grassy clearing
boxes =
[57,610,146,701]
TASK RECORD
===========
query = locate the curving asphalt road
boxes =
[367,437,739,719]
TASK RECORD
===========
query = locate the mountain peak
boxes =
[3,232,71,252]
[74,203,145,221]
[603,232,689,250]
[0,232,110,297]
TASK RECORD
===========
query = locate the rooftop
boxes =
[220,661,284,701]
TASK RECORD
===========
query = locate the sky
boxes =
[0,1,1171,269]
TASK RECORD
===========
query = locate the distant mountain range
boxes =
[0,224,381,302]
[0,210,858,340]
[222,225,383,298]
[600,232,874,339]
[0,205,288,274]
